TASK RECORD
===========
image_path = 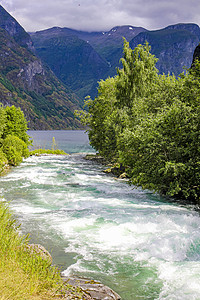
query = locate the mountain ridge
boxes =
[0,5,82,130]
[31,23,200,98]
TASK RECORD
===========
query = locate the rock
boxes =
[84,154,108,165]
[118,172,127,179]
[62,276,121,300]
[103,168,112,173]
[25,244,52,264]
[192,43,200,66]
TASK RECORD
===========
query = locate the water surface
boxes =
[1,130,200,300]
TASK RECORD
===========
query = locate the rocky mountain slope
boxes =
[130,23,200,75]
[31,23,200,98]
[31,26,146,98]
[30,27,110,99]
[0,5,81,130]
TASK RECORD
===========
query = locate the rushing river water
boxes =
[1,130,200,299]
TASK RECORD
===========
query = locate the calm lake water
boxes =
[1,130,200,300]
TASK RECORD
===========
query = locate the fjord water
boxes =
[1,130,200,299]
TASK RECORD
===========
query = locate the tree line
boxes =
[78,40,200,204]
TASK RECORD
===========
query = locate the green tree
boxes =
[2,106,31,145]
[2,135,29,166]
[80,40,200,203]
[0,104,6,139]
[119,100,199,201]
[82,77,119,159]
[116,40,158,111]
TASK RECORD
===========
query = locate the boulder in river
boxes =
[63,276,121,300]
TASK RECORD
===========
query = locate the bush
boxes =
[2,135,29,166]
[0,148,8,172]
[2,105,31,145]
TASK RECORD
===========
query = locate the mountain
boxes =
[31,26,146,98]
[0,5,34,51]
[0,5,82,130]
[130,23,200,75]
[32,24,200,98]
[192,42,200,65]
[30,27,110,98]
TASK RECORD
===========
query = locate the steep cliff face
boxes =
[31,29,109,98]
[32,23,200,98]
[130,24,200,75]
[0,5,34,51]
[192,43,200,65]
[31,25,146,97]
[165,23,200,38]
[0,5,82,130]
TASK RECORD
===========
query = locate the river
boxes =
[1,130,200,299]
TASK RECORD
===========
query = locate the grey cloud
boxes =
[1,0,200,32]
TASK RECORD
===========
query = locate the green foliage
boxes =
[2,105,30,145]
[116,40,158,110]
[0,148,8,172]
[2,135,29,166]
[0,104,31,170]
[0,103,6,138]
[29,137,67,156]
[0,201,75,299]
[81,39,200,204]
[29,149,67,156]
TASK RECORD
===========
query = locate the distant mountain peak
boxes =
[0,5,34,51]
[0,5,82,129]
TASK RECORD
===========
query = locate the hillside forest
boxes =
[78,40,200,204]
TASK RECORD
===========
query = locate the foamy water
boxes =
[1,132,200,299]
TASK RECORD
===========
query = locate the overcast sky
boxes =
[1,0,200,32]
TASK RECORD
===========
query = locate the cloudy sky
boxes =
[1,0,200,32]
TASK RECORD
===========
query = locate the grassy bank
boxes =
[29,149,67,156]
[0,201,83,299]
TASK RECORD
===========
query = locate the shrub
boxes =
[2,135,29,166]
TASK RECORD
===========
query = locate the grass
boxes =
[29,137,68,156]
[0,201,84,299]
[29,149,67,156]
[0,137,87,299]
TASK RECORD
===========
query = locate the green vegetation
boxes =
[29,149,67,156]
[0,201,85,299]
[0,108,83,299]
[0,104,67,171]
[0,24,81,130]
[29,137,67,156]
[79,39,200,204]
[31,33,109,99]
[0,104,30,170]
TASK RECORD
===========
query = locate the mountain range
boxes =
[0,5,82,130]
[31,23,200,98]
[0,4,200,130]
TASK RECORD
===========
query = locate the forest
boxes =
[78,40,200,204]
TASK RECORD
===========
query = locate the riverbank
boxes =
[0,152,122,300]
[0,201,67,299]
[84,154,128,179]
[0,199,121,299]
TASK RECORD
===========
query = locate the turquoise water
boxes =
[1,131,200,299]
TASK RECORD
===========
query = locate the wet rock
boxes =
[118,172,128,179]
[84,154,108,165]
[63,276,121,300]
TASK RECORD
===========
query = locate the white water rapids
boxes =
[0,130,200,299]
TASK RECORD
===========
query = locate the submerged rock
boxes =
[63,276,121,300]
